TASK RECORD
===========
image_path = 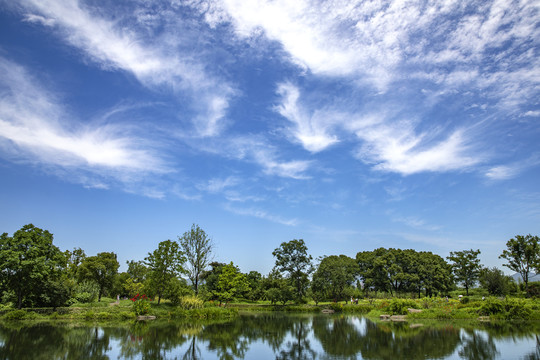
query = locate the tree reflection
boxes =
[312,315,364,358]
[275,318,316,360]
[0,323,111,359]
[458,330,498,360]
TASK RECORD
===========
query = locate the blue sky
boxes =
[0,0,538,275]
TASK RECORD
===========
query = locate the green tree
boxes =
[447,249,482,295]
[78,252,120,302]
[126,260,148,283]
[216,262,250,304]
[499,234,540,293]
[272,239,313,303]
[0,224,67,308]
[312,255,359,302]
[178,224,214,295]
[64,247,86,279]
[145,239,186,304]
[479,267,516,296]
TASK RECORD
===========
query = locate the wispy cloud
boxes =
[0,57,170,189]
[275,83,482,175]
[275,82,340,152]
[224,203,299,226]
[204,0,538,103]
[485,153,540,180]
[17,0,234,137]
[189,135,313,179]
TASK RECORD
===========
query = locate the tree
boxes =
[272,239,313,302]
[216,262,250,304]
[0,224,67,308]
[499,234,540,293]
[78,252,120,302]
[312,255,359,302]
[479,267,516,296]
[179,224,214,295]
[447,249,482,295]
[65,247,86,279]
[199,261,226,300]
[145,239,186,304]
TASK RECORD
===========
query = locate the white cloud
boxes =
[275,82,340,152]
[0,57,169,185]
[198,176,240,193]
[190,135,313,179]
[224,203,298,226]
[18,0,234,137]
[485,154,540,180]
[201,0,538,103]
[22,13,56,26]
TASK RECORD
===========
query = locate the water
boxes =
[0,313,537,359]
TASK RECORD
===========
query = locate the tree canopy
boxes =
[272,239,313,302]
[145,239,186,304]
[179,224,214,295]
[78,252,119,302]
[0,224,66,308]
[499,234,540,292]
[447,249,481,296]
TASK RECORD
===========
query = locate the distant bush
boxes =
[179,296,203,310]
[386,299,418,315]
[3,310,27,320]
[73,281,99,303]
[480,298,531,320]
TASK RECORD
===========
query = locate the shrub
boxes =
[179,296,204,310]
[460,296,470,304]
[386,299,417,315]
[131,294,152,316]
[479,298,532,320]
[73,281,99,303]
[3,310,27,320]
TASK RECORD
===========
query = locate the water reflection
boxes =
[0,314,537,359]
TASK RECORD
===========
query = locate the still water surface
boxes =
[0,313,538,359]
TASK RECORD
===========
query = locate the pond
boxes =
[0,313,538,359]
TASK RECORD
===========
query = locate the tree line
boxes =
[1,224,539,309]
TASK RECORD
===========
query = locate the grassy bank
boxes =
[0,297,238,322]
[2,296,539,322]
[227,297,540,320]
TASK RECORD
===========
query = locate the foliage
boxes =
[179,224,214,295]
[145,239,186,304]
[479,298,532,320]
[262,270,294,305]
[386,298,418,315]
[73,280,100,303]
[479,267,516,296]
[216,262,250,304]
[312,255,359,303]
[357,248,453,297]
[78,252,120,302]
[272,239,313,303]
[199,262,226,301]
[126,260,148,283]
[499,234,540,292]
[131,293,152,316]
[0,224,67,309]
[179,295,204,310]
[527,282,540,298]
[447,249,481,296]
[160,277,193,305]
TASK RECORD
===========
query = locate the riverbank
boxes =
[1,296,538,322]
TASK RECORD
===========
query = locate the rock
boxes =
[380,314,391,320]
[407,308,422,313]
[136,315,156,321]
[321,309,335,314]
